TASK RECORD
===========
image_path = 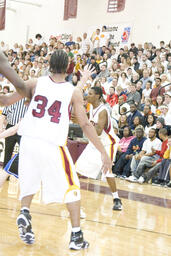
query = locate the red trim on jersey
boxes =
[60,146,73,186]
[92,104,104,118]
[68,103,72,120]
[104,121,111,134]
[107,133,116,145]
[49,76,66,84]
[110,143,114,161]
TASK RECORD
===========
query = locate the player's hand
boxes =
[79,64,96,80]
[101,151,112,174]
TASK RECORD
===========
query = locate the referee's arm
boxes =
[0,114,6,133]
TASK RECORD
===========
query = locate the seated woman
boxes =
[117,127,135,154]
[144,114,156,137]
[118,114,128,138]
[120,106,127,115]
[132,116,144,132]
[154,95,164,116]
[113,127,135,175]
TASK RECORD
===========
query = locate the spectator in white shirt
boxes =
[99,26,109,48]
[128,128,161,182]
[92,28,101,55]
[81,33,92,54]
[139,54,152,69]
[142,80,152,103]
[35,34,43,46]
[163,92,171,114]
[159,105,171,125]
[118,72,130,89]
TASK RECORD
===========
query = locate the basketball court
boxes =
[0,176,170,256]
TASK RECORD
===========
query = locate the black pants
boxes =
[112,152,132,177]
[158,159,171,182]
[3,124,21,168]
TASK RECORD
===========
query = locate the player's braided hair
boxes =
[49,50,68,74]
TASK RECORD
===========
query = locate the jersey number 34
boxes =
[32,95,61,124]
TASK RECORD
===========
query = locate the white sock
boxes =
[72,227,81,233]
[112,192,119,199]
[21,207,30,212]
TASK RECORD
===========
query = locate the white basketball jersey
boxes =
[89,103,116,146]
[18,76,74,146]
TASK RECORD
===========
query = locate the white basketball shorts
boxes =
[76,142,116,179]
[19,136,80,204]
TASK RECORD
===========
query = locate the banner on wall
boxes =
[50,33,72,43]
[88,22,132,48]
[64,0,78,20]
[0,0,6,30]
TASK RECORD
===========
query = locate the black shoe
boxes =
[113,198,123,211]
[120,175,126,180]
[69,230,89,250]
[152,178,162,186]
[16,209,35,245]
[160,181,168,187]
[166,181,171,188]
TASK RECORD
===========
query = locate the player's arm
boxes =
[0,122,20,139]
[0,91,23,106]
[0,51,34,99]
[95,110,108,136]
[71,88,112,174]
[76,65,95,91]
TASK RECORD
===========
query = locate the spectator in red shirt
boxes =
[150,78,165,105]
[106,86,118,107]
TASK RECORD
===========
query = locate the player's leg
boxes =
[106,174,123,210]
[67,200,89,250]
[0,153,20,189]
[16,136,41,245]
[17,195,35,245]
[106,144,122,210]
[58,146,89,250]
[3,133,18,169]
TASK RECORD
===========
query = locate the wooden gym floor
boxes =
[0,175,170,256]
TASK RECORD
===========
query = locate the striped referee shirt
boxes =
[2,99,28,125]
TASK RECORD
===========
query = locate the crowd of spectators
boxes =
[0,27,171,187]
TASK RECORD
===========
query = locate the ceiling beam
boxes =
[9,0,42,7]
[7,7,17,12]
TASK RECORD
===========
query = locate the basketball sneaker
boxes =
[16,209,35,244]
[113,198,123,211]
[69,230,89,250]
[166,181,171,188]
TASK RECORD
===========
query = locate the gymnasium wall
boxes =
[0,0,171,47]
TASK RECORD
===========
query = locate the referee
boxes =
[0,98,28,169]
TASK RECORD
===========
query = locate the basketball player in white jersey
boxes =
[0,50,112,250]
[76,87,122,210]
